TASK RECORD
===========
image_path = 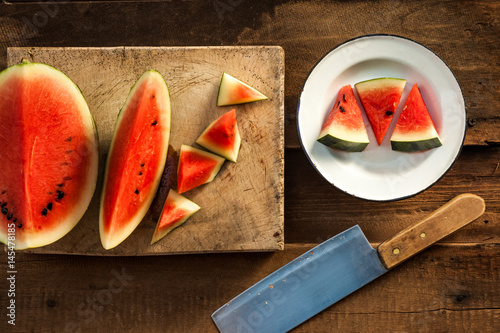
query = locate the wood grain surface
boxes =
[6,46,285,255]
[0,0,499,332]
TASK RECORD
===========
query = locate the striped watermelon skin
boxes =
[391,84,442,152]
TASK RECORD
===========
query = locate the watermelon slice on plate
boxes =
[150,189,200,244]
[196,109,241,162]
[391,84,442,152]
[317,85,369,152]
[217,73,267,106]
[355,77,406,145]
[177,145,225,194]
[0,62,99,250]
[100,70,171,250]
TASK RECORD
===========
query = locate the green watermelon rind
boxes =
[354,77,407,91]
[0,62,99,250]
[317,134,369,152]
[391,137,442,152]
[216,72,268,106]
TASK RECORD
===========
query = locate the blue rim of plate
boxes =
[296,34,467,202]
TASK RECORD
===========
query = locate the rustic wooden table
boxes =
[1,1,499,332]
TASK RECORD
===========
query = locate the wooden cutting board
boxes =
[7,46,284,255]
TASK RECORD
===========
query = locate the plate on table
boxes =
[297,35,466,201]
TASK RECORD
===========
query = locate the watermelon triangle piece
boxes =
[216,73,267,106]
[390,84,442,152]
[150,189,200,244]
[317,85,369,152]
[355,78,406,145]
[177,145,225,194]
[196,109,241,162]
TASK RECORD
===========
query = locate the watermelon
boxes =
[216,72,267,106]
[355,78,406,145]
[391,84,442,152]
[150,189,200,244]
[317,85,369,152]
[0,62,99,250]
[177,145,225,194]
[100,70,171,250]
[196,109,241,162]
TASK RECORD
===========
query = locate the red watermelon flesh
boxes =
[0,62,98,249]
[100,70,171,250]
[317,85,369,152]
[196,109,241,162]
[355,78,406,145]
[390,84,442,152]
[177,145,225,194]
[151,189,200,244]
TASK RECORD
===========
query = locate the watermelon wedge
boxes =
[196,109,241,162]
[100,70,171,250]
[0,62,99,250]
[216,73,267,106]
[150,189,200,244]
[177,145,225,194]
[317,85,369,152]
[391,84,442,152]
[355,78,406,145]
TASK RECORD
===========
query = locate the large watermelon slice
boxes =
[355,78,406,145]
[100,70,171,250]
[196,109,241,162]
[177,145,225,194]
[150,189,200,244]
[391,84,442,152]
[317,85,369,152]
[0,62,99,250]
[216,73,267,106]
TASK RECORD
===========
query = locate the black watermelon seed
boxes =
[66,150,73,154]
[1,202,6,207]
[151,120,158,126]
[141,163,145,167]
[386,111,393,116]
[57,184,64,187]
[47,202,53,211]
[18,224,22,229]
[7,214,13,220]
[134,189,139,194]
[56,190,65,201]
[337,101,340,107]
[343,94,347,102]
[66,137,72,142]
[13,218,17,222]
[1,190,6,194]
[42,208,48,216]
[139,172,143,176]
[339,106,346,113]
[152,95,155,99]
[1,207,7,215]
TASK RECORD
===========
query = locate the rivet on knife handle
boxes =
[377,193,485,270]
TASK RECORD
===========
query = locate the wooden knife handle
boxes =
[377,193,485,270]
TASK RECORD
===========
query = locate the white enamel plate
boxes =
[297,35,466,201]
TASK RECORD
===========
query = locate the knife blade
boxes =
[212,193,485,333]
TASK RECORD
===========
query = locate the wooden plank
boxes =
[6,46,285,255]
[1,244,498,332]
[1,1,498,146]
[284,146,500,245]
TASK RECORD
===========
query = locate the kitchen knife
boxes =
[212,193,485,333]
